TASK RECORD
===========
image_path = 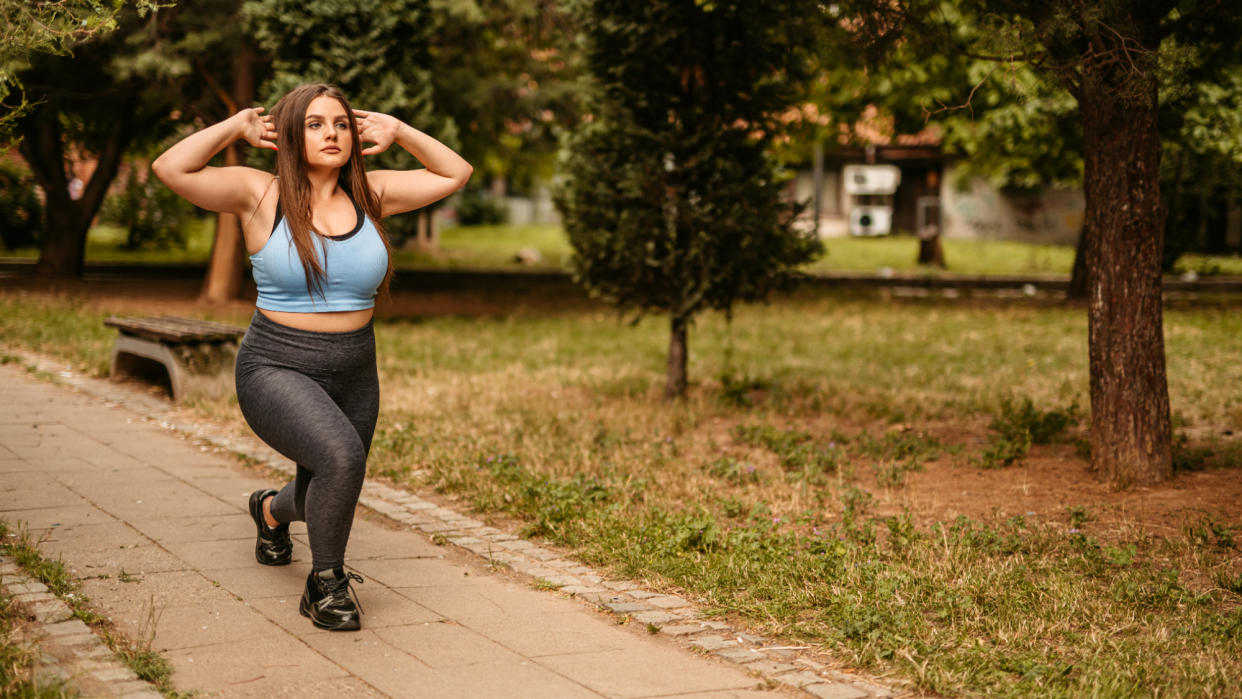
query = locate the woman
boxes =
[153,84,471,631]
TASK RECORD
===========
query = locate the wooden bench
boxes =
[104,316,246,401]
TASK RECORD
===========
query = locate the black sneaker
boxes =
[248,489,292,566]
[300,567,364,631]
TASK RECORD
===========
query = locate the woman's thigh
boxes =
[235,364,367,471]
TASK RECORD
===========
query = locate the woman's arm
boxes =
[355,110,473,216]
[151,108,277,216]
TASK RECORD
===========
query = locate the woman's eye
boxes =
[335,122,348,130]
[308,122,320,129]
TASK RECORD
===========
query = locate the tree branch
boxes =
[921,63,999,122]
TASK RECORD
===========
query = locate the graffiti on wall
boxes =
[941,168,1084,245]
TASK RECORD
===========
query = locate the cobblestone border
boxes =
[3,347,898,699]
[0,556,164,698]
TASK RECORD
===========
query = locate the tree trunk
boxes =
[1079,52,1172,488]
[416,207,439,248]
[200,41,256,303]
[23,103,131,279]
[916,231,945,268]
[200,145,248,303]
[664,315,688,400]
[1067,224,1088,300]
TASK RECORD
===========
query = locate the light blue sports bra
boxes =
[250,197,388,313]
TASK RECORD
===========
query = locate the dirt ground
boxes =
[5,273,1240,543]
[881,437,1241,540]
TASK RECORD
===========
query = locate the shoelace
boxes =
[322,570,365,614]
[269,525,292,550]
[262,523,292,552]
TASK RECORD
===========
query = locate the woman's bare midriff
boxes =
[259,308,374,332]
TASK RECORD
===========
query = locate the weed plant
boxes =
[0,590,70,698]
[0,521,178,695]
[974,397,1079,469]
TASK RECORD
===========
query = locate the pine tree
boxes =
[557,0,823,398]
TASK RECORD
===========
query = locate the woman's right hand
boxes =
[235,107,278,151]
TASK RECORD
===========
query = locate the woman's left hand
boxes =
[354,110,401,156]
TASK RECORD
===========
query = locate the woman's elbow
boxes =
[150,155,171,185]
[455,164,474,191]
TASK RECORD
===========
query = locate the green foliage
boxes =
[992,396,1078,445]
[462,453,617,538]
[716,370,771,409]
[1067,505,1092,528]
[702,456,763,486]
[0,0,165,139]
[854,429,942,462]
[872,459,924,489]
[10,2,194,277]
[975,396,1077,469]
[1183,514,1237,550]
[0,159,42,250]
[99,167,195,251]
[973,429,1032,469]
[732,424,841,481]
[428,0,584,190]
[244,0,438,161]
[455,187,508,226]
[843,0,1242,277]
[1162,62,1242,268]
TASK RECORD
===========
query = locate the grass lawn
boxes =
[0,287,1239,697]
[7,221,1242,278]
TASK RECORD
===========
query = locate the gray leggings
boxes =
[235,311,379,571]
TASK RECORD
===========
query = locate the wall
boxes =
[940,167,1085,245]
[502,189,560,226]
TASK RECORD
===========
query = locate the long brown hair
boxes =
[269,84,393,299]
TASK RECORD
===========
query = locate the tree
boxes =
[243,0,439,245]
[428,0,584,199]
[557,0,824,399]
[835,11,1087,282]
[861,9,1242,293]
[1,1,161,139]
[120,0,268,302]
[844,0,1242,487]
[13,4,179,278]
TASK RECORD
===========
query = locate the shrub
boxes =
[455,187,508,226]
[99,166,194,250]
[0,159,42,250]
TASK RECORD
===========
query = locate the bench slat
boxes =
[105,316,245,343]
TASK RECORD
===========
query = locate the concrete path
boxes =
[0,361,888,698]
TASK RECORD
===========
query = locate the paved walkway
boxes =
[0,360,889,698]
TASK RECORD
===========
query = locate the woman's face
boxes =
[302,95,352,170]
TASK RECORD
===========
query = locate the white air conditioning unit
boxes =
[843,165,902,195]
[849,206,893,236]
